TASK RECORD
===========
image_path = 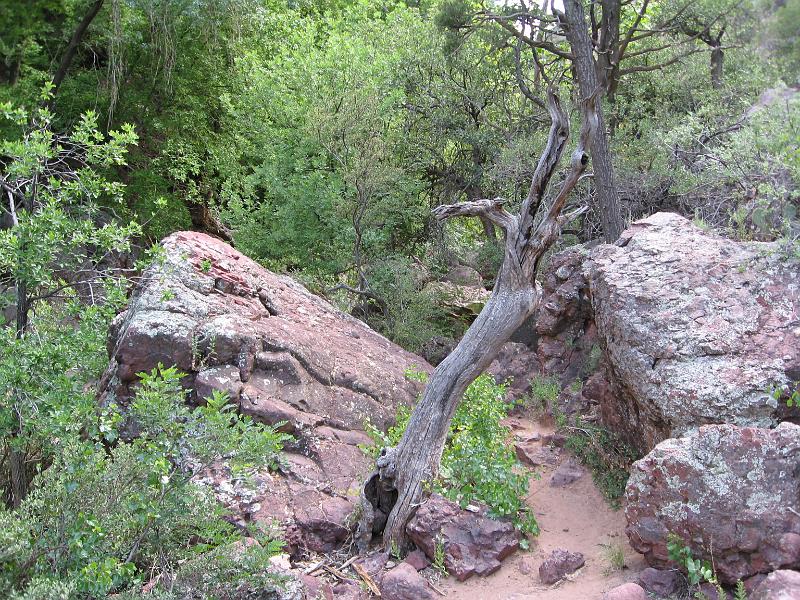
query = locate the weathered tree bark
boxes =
[358,90,595,549]
[561,0,624,243]
[710,39,724,90]
[186,195,234,244]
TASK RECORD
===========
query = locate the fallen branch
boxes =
[352,562,382,596]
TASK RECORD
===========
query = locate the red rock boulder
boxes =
[625,423,800,584]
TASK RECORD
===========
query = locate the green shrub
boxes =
[364,372,539,537]
[563,418,639,508]
[0,366,291,598]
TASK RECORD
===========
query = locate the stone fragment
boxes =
[637,567,683,597]
[549,459,584,487]
[379,563,434,600]
[602,582,648,600]
[406,494,521,582]
[538,549,585,584]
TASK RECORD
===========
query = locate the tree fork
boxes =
[357,90,595,550]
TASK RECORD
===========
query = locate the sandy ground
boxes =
[438,417,646,600]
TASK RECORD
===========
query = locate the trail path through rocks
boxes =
[440,417,646,600]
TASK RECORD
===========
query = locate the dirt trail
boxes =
[439,417,646,600]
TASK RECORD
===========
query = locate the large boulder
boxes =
[625,423,800,584]
[100,231,429,557]
[405,494,521,581]
[100,231,427,432]
[588,212,800,451]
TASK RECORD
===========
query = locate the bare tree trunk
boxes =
[710,42,724,89]
[561,0,624,243]
[49,0,106,100]
[358,91,594,550]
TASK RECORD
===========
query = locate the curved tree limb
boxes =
[432,197,518,233]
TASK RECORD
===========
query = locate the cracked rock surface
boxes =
[99,231,429,555]
[588,212,800,451]
[625,422,800,584]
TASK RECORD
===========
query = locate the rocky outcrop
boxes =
[423,280,491,317]
[624,423,800,583]
[588,212,800,451]
[100,231,430,557]
[405,494,521,581]
[534,248,598,384]
[101,231,427,433]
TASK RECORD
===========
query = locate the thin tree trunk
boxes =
[9,172,35,508]
[710,43,724,89]
[358,91,594,550]
[562,0,624,243]
[49,0,105,100]
[372,260,538,548]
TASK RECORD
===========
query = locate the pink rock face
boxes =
[625,423,800,584]
[588,212,800,452]
[101,231,428,432]
[405,494,521,582]
[751,570,800,600]
[99,231,430,557]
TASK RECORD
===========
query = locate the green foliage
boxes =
[667,534,715,587]
[364,256,453,352]
[364,372,539,537]
[0,366,290,598]
[563,418,639,508]
[432,536,448,577]
[768,0,800,81]
[734,580,749,600]
[667,533,748,600]
[524,375,563,426]
[600,542,626,575]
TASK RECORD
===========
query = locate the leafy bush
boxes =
[364,256,454,353]
[562,418,639,508]
[0,366,291,598]
[364,372,539,537]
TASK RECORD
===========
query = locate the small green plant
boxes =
[734,580,748,600]
[526,374,561,418]
[433,537,448,577]
[769,382,800,408]
[667,534,750,599]
[585,344,602,374]
[563,418,639,507]
[667,535,714,587]
[200,258,213,272]
[363,372,539,536]
[389,539,401,561]
[600,542,626,575]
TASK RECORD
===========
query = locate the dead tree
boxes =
[358,89,595,549]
